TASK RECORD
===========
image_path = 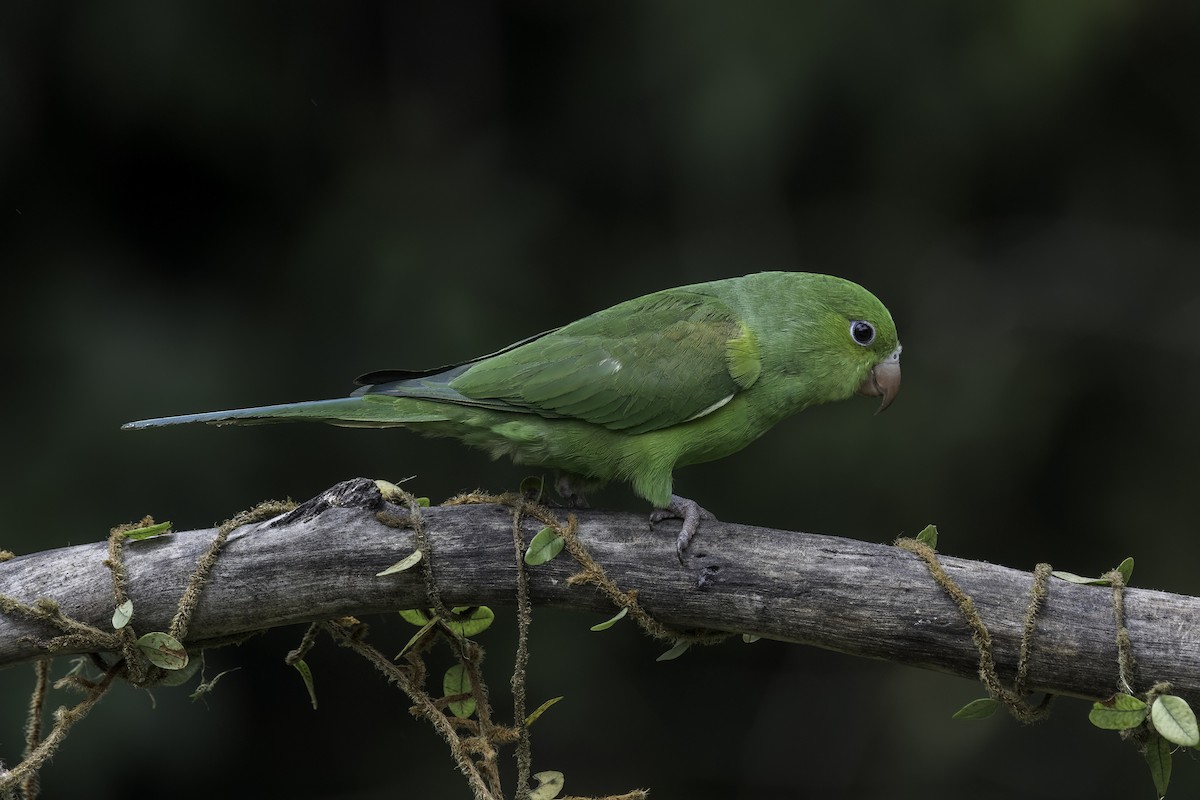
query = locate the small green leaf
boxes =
[293,658,317,709]
[952,698,1000,719]
[416,496,431,507]
[524,695,564,727]
[112,599,134,630]
[590,607,628,632]
[1051,570,1111,586]
[443,664,476,719]
[396,617,439,659]
[1151,695,1200,746]
[1089,693,1149,730]
[656,641,690,662]
[742,634,761,643]
[121,521,172,541]
[520,475,545,502]
[915,524,938,549]
[376,549,422,576]
[525,527,565,566]
[399,609,434,626]
[529,771,565,800]
[445,606,495,638]
[136,631,188,670]
[1144,733,1172,799]
[1116,556,1134,585]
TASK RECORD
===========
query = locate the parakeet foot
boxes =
[649,494,715,562]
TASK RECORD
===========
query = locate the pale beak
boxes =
[857,344,902,414]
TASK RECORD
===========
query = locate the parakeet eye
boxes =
[850,320,876,346]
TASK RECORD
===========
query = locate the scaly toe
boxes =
[648,494,715,562]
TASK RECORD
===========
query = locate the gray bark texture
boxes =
[1,478,1197,708]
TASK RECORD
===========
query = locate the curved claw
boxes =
[649,494,715,563]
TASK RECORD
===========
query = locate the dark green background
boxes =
[3,2,1199,797]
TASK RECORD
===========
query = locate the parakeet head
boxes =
[820,275,900,412]
[776,273,902,412]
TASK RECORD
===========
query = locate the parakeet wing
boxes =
[443,290,763,435]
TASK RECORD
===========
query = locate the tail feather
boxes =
[122,396,450,430]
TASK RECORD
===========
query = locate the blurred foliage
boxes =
[2,1,1200,798]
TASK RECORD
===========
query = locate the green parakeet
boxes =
[124,272,901,555]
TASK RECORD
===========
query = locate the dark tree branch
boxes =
[1,479,1196,709]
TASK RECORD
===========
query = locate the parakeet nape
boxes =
[125,272,901,556]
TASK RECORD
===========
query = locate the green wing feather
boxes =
[354,289,762,435]
[440,290,761,435]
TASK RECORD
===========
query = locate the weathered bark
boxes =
[1,478,1196,708]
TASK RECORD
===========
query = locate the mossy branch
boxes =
[1,478,1197,711]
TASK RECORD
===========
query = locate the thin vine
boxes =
[0,500,294,797]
